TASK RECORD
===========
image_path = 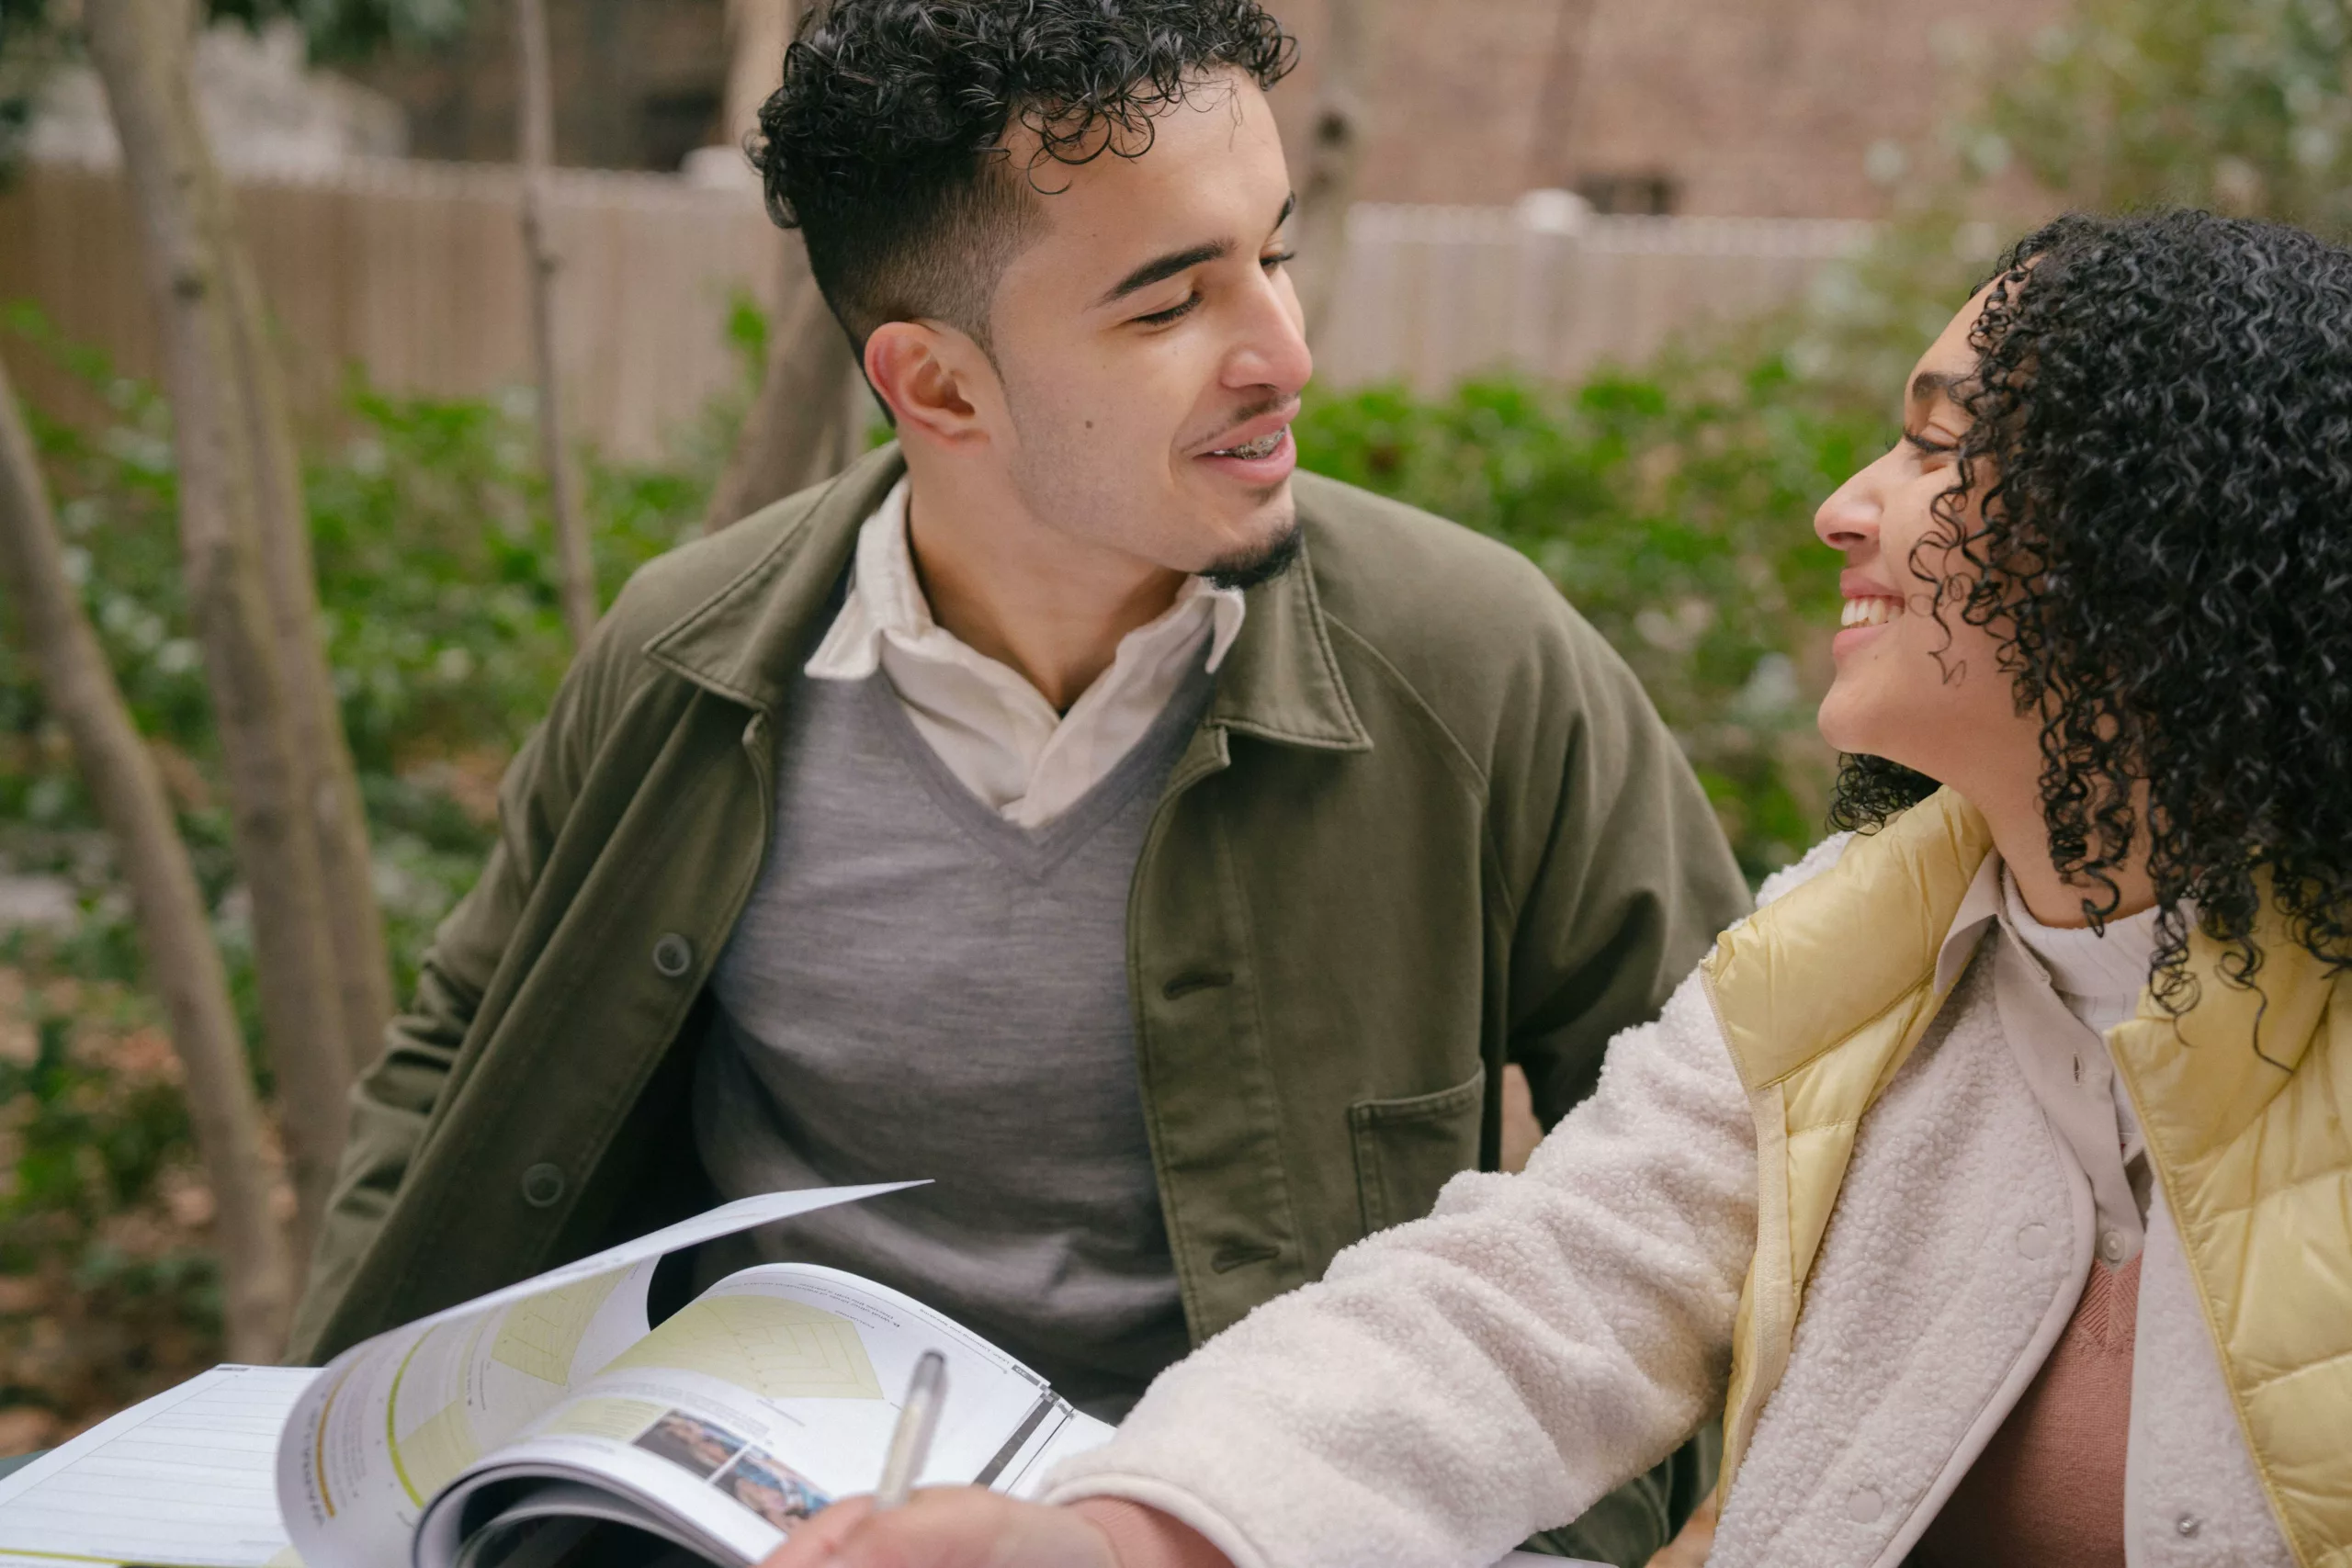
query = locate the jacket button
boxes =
[2176,1514,2200,1538]
[651,933,695,978]
[2015,1223,2051,1259]
[1846,1486,1883,1523]
[520,1163,567,1208]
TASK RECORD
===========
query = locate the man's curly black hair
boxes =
[1830,209,2352,1010]
[749,0,1295,354]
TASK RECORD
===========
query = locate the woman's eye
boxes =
[1134,293,1201,328]
[1905,430,1959,459]
[1262,249,1296,270]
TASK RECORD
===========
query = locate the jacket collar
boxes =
[644,443,1370,752]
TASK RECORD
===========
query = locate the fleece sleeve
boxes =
[1039,966,1759,1568]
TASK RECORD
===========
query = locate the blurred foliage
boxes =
[0,0,468,181]
[1983,0,2352,239]
[0,0,66,178]
[1295,358,1891,883]
[3,313,725,996]
[205,0,469,62]
[0,311,732,1421]
[0,981,224,1438]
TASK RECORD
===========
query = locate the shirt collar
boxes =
[1934,852,2007,996]
[2000,869,2164,1002]
[645,445,1371,752]
[1933,850,2167,1004]
[802,477,1248,682]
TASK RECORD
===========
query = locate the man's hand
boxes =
[759,1487,1120,1568]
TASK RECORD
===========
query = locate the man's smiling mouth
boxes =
[1209,427,1286,460]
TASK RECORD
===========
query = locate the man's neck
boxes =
[903,469,1187,713]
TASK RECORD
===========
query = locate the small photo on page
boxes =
[715,1452,831,1531]
[631,1410,751,1480]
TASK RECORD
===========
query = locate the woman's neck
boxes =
[1967,773,2159,931]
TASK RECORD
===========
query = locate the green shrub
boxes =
[1295,355,1892,882]
[0,339,718,1417]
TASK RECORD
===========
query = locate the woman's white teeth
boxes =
[1212,428,1285,459]
[1840,597,1897,628]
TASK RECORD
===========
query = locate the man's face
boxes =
[978,71,1312,581]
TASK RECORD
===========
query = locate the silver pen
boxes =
[873,1349,948,1512]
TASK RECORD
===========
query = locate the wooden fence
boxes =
[0,157,1871,461]
[1320,197,1873,391]
[2,157,789,463]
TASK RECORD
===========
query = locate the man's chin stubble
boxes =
[1202,519,1304,592]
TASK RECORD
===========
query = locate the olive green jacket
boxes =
[290,446,1747,1557]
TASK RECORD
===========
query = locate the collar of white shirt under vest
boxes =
[643,446,1369,757]
[1701,787,2352,1568]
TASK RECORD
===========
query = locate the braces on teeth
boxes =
[1214,428,1285,459]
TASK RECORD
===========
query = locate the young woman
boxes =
[771,209,2352,1568]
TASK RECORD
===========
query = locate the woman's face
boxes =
[1813,287,2044,794]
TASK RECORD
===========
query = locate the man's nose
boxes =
[1227,269,1314,398]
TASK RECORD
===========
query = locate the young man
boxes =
[289,2,1747,1559]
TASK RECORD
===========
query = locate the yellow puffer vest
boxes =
[1702,790,2352,1568]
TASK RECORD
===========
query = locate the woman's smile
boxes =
[1833,590,1905,657]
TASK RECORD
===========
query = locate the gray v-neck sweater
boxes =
[693,660,1210,1419]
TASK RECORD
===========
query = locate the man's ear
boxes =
[865,321,995,449]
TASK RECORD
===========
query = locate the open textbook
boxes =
[0,1184,1115,1568]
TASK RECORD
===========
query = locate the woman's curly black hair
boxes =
[1831,209,2352,1010]
[750,0,1295,350]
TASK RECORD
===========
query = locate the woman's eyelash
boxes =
[1263,249,1296,267]
[1905,431,1958,457]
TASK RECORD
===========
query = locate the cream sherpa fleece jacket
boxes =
[1041,840,2293,1568]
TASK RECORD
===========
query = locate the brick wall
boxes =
[1273,0,2073,216]
[353,0,2074,218]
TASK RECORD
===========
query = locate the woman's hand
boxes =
[759,1488,1120,1568]
[759,1489,1232,1568]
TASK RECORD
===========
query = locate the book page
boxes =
[414,1264,1114,1568]
[0,1364,315,1568]
[277,1183,918,1568]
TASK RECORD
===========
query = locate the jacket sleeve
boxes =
[1039,967,1758,1568]
[1501,604,1751,1126]
[286,634,609,1362]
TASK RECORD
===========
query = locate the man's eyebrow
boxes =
[1091,196,1298,310]
[1097,241,1232,308]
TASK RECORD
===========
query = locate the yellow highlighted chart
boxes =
[604,1295,883,1400]
[540,1397,665,1443]
[388,1322,491,1507]
[390,1401,479,1503]
[491,1271,627,1385]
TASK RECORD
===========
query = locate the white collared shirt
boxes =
[1936,856,2161,1267]
[803,479,1247,829]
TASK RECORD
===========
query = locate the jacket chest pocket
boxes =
[1349,1067,1487,1234]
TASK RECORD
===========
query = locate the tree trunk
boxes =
[218,181,393,1082]
[703,236,861,534]
[1289,0,1384,345]
[514,0,598,649]
[0,351,295,1363]
[723,0,796,152]
[1527,0,1600,191]
[85,0,352,1254]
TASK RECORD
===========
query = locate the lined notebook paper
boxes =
[0,1363,315,1568]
